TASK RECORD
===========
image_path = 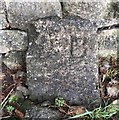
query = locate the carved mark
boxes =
[70,36,74,57]
[70,39,73,57]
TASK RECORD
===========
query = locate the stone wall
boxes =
[0,0,119,119]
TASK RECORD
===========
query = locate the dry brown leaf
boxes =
[15,109,24,119]
[67,106,86,115]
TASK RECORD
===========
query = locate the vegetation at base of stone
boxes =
[68,104,119,119]
[8,95,18,103]
[53,96,119,120]
[1,94,30,119]
[53,55,119,120]
[55,96,71,108]
[55,97,65,107]
[0,92,24,119]
[0,60,29,119]
[54,97,86,116]
[98,55,119,102]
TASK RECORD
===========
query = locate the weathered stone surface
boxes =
[26,17,99,106]
[0,13,7,29]
[0,0,118,119]
[98,29,119,57]
[95,17,118,25]
[62,1,119,20]
[3,51,26,70]
[103,2,119,19]
[0,30,27,71]
[25,105,63,119]
[0,46,10,54]
[5,0,62,29]
[0,0,5,11]
[0,0,7,29]
[62,1,107,20]
[0,30,28,51]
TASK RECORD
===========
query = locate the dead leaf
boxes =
[67,106,86,115]
[15,109,24,119]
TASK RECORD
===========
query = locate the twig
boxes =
[1,100,8,110]
[58,107,67,114]
[1,88,14,107]
[63,102,71,108]
[1,116,11,119]
[3,84,15,93]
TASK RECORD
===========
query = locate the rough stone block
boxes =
[25,105,62,119]
[62,1,107,20]
[0,0,5,11]
[0,30,27,70]
[0,0,7,29]
[0,30,28,51]
[62,1,119,20]
[5,0,62,29]
[98,29,119,58]
[26,17,99,106]
[0,13,7,29]
[103,2,119,19]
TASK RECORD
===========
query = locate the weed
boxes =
[6,105,15,113]
[8,95,18,103]
[55,97,70,108]
[55,97,65,107]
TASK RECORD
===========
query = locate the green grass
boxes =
[68,104,119,119]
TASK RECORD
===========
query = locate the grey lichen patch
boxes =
[0,45,10,54]
[98,50,117,59]
[0,30,28,51]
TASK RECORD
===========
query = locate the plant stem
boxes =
[1,88,14,107]
[63,102,71,108]
[1,116,11,119]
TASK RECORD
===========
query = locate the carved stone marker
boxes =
[26,17,99,106]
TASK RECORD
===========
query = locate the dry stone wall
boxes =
[0,0,119,119]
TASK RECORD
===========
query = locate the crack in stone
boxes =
[1,1,26,32]
[1,27,27,32]
[4,8,9,25]
[70,38,74,57]
[97,23,119,33]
